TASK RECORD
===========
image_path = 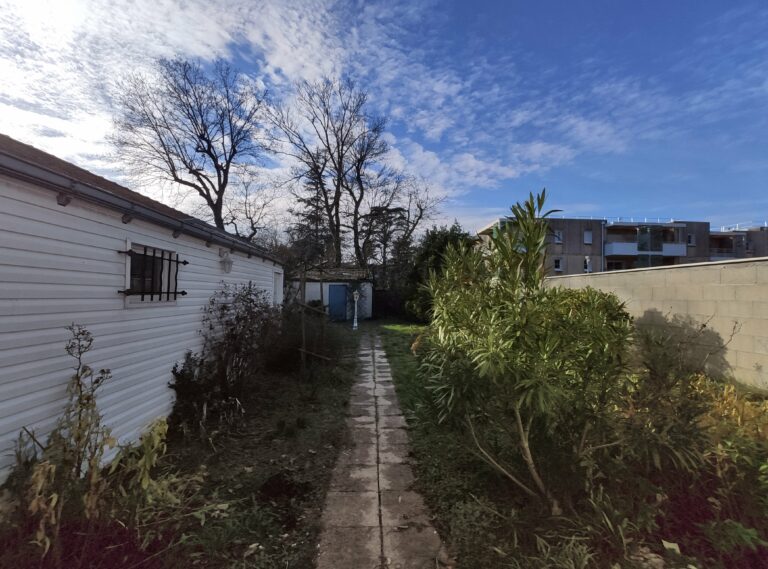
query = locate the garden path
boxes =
[316,333,445,569]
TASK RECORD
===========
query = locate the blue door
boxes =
[329,284,348,321]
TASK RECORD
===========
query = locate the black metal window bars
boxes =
[119,246,188,301]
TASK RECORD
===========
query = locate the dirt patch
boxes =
[161,355,358,568]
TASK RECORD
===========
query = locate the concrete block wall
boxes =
[546,257,768,389]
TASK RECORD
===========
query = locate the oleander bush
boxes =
[410,190,768,568]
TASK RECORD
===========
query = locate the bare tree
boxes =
[222,166,278,240]
[270,77,421,268]
[366,179,441,284]
[111,58,269,230]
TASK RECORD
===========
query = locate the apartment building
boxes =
[709,226,768,261]
[477,217,713,275]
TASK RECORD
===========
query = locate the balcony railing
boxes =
[710,247,737,257]
[662,243,687,256]
[604,242,639,256]
[604,242,687,256]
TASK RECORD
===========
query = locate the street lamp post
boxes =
[352,290,360,331]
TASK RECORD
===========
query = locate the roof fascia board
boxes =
[0,152,281,266]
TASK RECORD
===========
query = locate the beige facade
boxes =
[547,258,768,389]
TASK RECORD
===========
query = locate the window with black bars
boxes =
[119,246,188,301]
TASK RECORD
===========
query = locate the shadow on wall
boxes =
[633,309,738,382]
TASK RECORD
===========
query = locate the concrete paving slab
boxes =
[330,463,379,492]
[378,403,403,416]
[346,415,375,427]
[347,404,376,417]
[349,426,377,446]
[322,491,380,527]
[316,527,382,569]
[380,427,409,447]
[377,393,400,406]
[380,415,407,429]
[350,393,376,405]
[317,335,443,568]
[380,463,415,491]
[338,441,377,466]
[382,526,442,569]
[380,491,432,526]
[379,443,410,464]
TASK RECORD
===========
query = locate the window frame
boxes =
[584,229,593,245]
[121,239,187,307]
[553,258,563,272]
[553,229,564,244]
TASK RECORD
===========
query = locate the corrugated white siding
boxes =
[0,175,283,477]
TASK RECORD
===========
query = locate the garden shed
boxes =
[290,268,373,321]
[0,133,284,478]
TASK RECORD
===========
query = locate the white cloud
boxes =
[0,0,350,170]
[558,116,628,154]
[2,0,767,229]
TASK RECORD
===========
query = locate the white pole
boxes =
[352,290,360,331]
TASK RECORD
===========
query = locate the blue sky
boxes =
[1,0,766,231]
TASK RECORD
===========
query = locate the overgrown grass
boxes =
[380,320,768,569]
[0,323,360,569]
[380,322,523,569]
[161,323,360,568]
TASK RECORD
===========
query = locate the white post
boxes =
[352,290,360,331]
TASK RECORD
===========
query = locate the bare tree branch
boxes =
[110,58,269,230]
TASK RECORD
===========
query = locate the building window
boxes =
[583,256,592,273]
[553,258,563,272]
[120,244,188,302]
[584,229,593,245]
[687,234,696,246]
[553,229,563,244]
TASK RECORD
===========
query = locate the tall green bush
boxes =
[421,191,634,515]
[416,191,768,566]
[402,222,472,321]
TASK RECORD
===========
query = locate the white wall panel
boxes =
[0,175,283,477]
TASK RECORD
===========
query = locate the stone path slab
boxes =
[316,333,445,569]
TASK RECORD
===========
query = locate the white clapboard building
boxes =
[0,133,283,477]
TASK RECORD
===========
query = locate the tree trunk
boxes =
[513,405,562,516]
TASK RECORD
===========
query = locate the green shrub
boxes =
[169,283,279,436]
[421,191,634,516]
[169,283,352,438]
[410,191,768,567]
[2,326,200,568]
